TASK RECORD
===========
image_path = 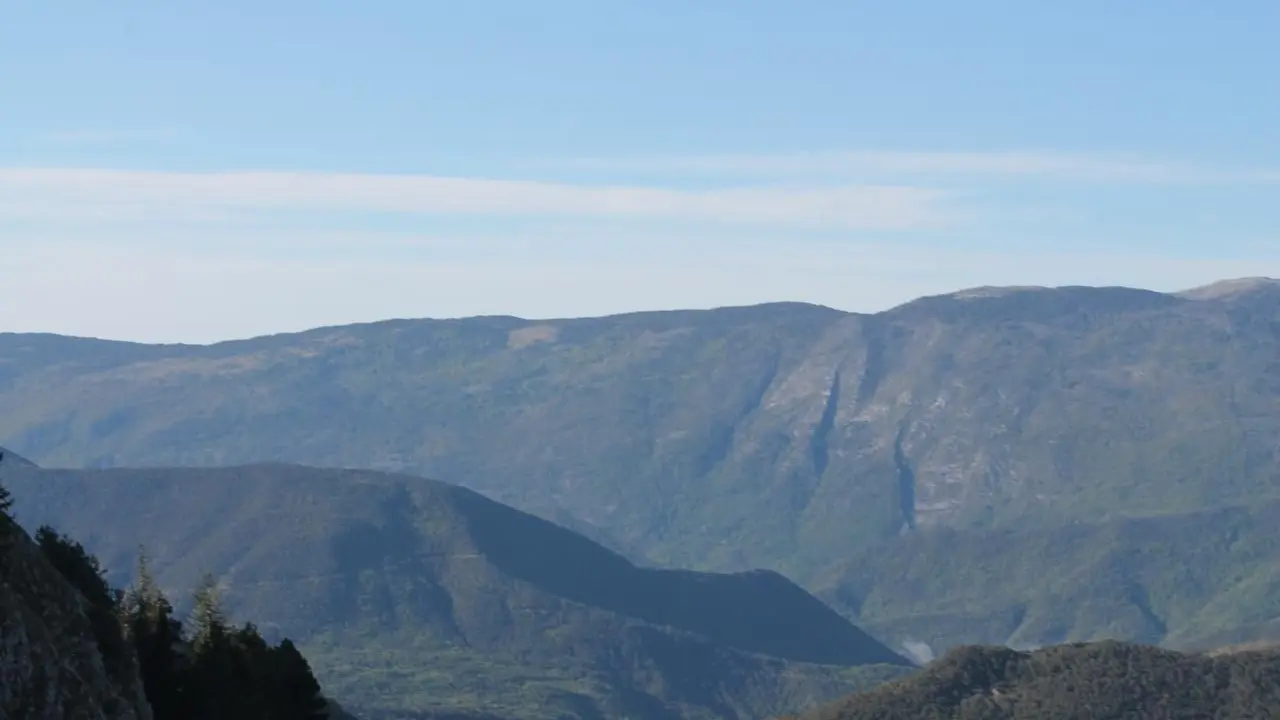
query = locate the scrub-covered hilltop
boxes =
[787,641,1280,720]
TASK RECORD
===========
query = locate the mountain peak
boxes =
[947,284,1052,299]
[1176,276,1280,300]
[0,448,37,469]
[886,282,1178,321]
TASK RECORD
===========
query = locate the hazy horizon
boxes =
[4,275,1274,346]
[3,2,1277,343]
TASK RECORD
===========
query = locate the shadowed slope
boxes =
[5,463,908,719]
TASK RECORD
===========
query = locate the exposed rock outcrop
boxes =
[0,512,152,720]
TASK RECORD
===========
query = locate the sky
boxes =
[2,1,1278,342]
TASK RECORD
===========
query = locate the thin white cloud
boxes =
[566,150,1280,184]
[0,168,952,230]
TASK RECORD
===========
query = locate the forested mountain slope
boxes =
[788,641,1280,720]
[3,279,1279,660]
[5,463,910,719]
[817,496,1280,656]
[1,460,336,720]
[1,280,1276,583]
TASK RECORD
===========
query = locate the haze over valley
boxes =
[4,1,1280,718]
[3,276,1280,717]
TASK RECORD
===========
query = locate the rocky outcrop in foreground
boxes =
[0,511,152,720]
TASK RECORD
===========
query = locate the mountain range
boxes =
[2,276,1279,711]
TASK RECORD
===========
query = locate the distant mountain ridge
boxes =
[1,277,1278,654]
[0,447,38,468]
[1175,276,1280,300]
[4,463,909,719]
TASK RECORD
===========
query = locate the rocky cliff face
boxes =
[0,513,152,720]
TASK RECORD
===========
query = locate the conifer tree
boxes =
[122,548,193,720]
[124,548,168,618]
[271,638,328,719]
[189,573,237,719]
[190,573,228,651]
[35,526,131,682]
[0,451,13,516]
[22,520,330,720]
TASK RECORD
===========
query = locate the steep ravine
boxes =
[891,431,917,532]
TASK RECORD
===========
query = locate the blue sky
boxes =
[2,1,1278,342]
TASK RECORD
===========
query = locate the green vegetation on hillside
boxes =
[818,497,1280,655]
[789,641,1280,720]
[3,280,1280,712]
[6,463,911,719]
[0,282,1276,586]
[37,533,328,720]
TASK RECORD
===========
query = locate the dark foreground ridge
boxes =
[786,641,1280,720]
